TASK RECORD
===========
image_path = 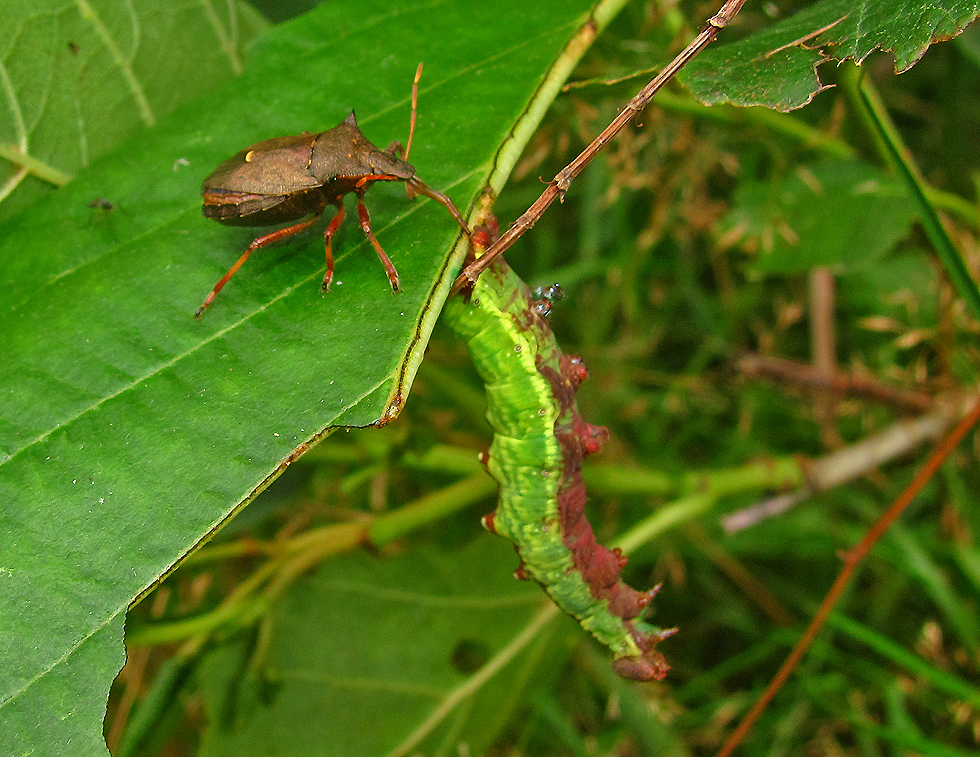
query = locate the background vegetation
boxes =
[2,1,979,755]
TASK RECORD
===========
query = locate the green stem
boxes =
[585,456,804,498]
[614,492,715,554]
[368,472,497,546]
[384,602,561,757]
[843,64,980,321]
[127,591,270,646]
[128,475,495,645]
[0,144,73,186]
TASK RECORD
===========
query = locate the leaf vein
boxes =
[0,607,123,710]
[199,0,242,75]
[75,0,155,126]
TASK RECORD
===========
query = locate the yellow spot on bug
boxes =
[244,150,255,162]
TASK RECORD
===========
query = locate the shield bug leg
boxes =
[355,192,400,292]
[319,202,347,292]
[195,214,322,318]
[405,176,469,230]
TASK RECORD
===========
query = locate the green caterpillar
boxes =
[444,223,672,681]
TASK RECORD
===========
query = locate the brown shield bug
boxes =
[195,63,470,317]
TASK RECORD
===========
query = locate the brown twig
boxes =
[715,396,980,757]
[723,402,964,532]
[449,0,748,296]
[810,268,841,447]
[736,353,934,414]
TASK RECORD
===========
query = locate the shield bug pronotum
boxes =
[195,63,470,317]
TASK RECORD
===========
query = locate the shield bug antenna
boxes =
[195,62,469,318]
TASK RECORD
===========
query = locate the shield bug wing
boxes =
[202,134,323,224]
[203,134,322,195]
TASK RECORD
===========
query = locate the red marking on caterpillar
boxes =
[562,355,590,387]
[480,511,497,534]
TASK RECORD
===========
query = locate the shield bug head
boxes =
[195,63,470,318]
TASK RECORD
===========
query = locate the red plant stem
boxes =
[449,0,748,296]
[715,396,980,757]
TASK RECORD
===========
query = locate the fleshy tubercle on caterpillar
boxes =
[445,218,674,681]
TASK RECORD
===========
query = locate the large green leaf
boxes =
[0,0,265,221]
[0,0,623,754]
[197,537,556,757]
[681,0,980,110]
